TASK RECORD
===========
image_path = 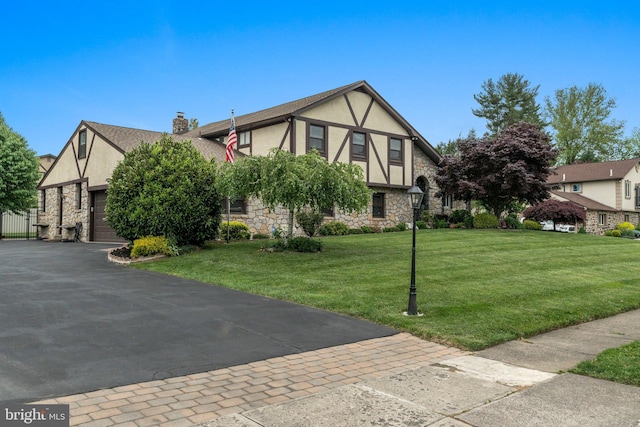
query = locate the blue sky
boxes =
[2,1,639,156]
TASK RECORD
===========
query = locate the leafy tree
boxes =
[544,83,625,164]
[0,112,39,214]
[435,129,477,157]
[435,122,557,218]
[217,148,370,239]
[523,199,586,229]
[611,127,640,160]
[189,118,199,130]
[473,73,545,135]
[106,134,222,245]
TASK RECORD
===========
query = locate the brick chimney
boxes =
[172,112,189,134]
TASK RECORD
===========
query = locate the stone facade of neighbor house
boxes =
[547,158,640,235]
[38,81,462,242]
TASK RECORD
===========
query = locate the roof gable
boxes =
[550,190,616,211]
[548,158,640,184]
[184,81,442,163]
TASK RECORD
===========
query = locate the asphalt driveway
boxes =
[0,241,396,404]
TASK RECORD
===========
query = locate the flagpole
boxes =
[225,109,235,243]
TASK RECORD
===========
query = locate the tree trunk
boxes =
[287,209,295,243]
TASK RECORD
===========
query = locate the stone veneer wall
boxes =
[584,210,640,235]
[231,149,465,236]
[37,183,89,241]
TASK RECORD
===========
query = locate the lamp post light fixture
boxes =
[405,185,424,316]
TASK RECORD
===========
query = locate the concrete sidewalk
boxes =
[35,310,640,426]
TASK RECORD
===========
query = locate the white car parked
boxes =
[539,221,576,232]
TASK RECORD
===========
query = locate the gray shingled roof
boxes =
[180,80,440,163]
[84,121,228,161]
[548,158,640,184]
[550,190,616,211]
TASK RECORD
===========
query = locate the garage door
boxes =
[91,190,125,242]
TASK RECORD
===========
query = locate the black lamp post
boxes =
[406,185,424,316]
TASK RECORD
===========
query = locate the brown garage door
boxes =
[91,190,125,242]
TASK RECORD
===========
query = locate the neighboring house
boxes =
[37,80,459,242]
[547,158,640,234]
[38,154,56,179]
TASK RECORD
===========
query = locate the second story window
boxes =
[352,132,366,159]
[390,138,402,163]
[625,180,631,199]
[309,124,326,155]
[78,130,87,159]
[239,131,250,148]
[571,183,582,193]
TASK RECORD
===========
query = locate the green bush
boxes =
[504,213,523,229]
[578,227,587,234]
[450,210,472,224]
[105,135,222,246]
[319,221,349,236]
[348,228,364,234]
[295,209,325,237]
[383,226,400,232]
[435,219,448,229]
[220,221,250,240]
[416,220,427,230]
[396,222,407,231]
[463,215,474,229]
[523,219,542,230]
[130,235,174,258]
[360,225,373,234]
[616,222,635,232]
[473,213,499,229]
[604,230,613,237]
[611,229,622,237]
[288,237,323,252]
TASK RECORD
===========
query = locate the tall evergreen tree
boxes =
[473,73,544,135]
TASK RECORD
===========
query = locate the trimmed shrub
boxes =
[450,210,472,224]
[435,219,448,229]
[360,225,373,234]
[296,209,325,237]
[396,222,407,231]
[523,219,542,230]
[504,213,523,229]
[319,221,349,236]
[220,221,250,240]
[130,235,173,258]
[416,220,427,230]
[348,228,364,234]
[463,215,474,229]
[287,237,323,252]
[578,227,587,234]
[383,226,400,233]
[616,222,635,232]
[473,213,499,229]
[611,229,622,237]
[604,230,613,237]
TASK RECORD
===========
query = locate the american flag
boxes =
[225,113,237,163]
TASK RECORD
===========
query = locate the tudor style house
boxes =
[37,81,458,242]
[547,158,640,234]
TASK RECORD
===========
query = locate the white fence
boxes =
[0,208,38,239]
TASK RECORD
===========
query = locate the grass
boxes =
[133,229,640,351]
[571,341,640,386]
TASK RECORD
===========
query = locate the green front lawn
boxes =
[134,229,640,351]
[571,341,640,386]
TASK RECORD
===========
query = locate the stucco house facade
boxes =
[37,80,458,242]
[547,158,640,234]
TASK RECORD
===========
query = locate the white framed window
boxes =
[598,213,607,226]
[571,183,582,193]
[625,180,631,199]
[443,193,452,208]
